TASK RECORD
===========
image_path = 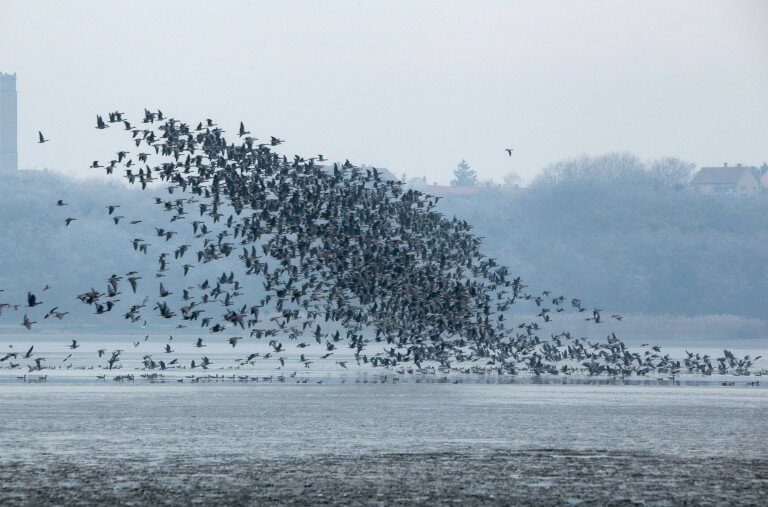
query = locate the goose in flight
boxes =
[27,292,43,307]
[22,315,36,330]
[38,131,49,143]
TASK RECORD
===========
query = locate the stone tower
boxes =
[0,72,18,173]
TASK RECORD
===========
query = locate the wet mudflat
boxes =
[0,383,765,505]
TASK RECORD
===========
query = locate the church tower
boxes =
[0,72,18,173]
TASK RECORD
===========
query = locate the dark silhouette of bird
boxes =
[27,293,43,307]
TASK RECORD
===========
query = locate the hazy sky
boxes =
[1,0,766,183]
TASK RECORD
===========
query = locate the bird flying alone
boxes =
[505,148,513,156]
[38,131,49,143]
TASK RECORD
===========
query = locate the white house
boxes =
[690,164,761,195]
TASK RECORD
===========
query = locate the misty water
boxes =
[0,380,766,505]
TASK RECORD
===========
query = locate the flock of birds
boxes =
[1,110,761,381]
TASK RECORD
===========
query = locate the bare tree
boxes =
[648,157,695,190]
[502,171,523,189]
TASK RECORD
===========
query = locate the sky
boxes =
[1,0,766,184]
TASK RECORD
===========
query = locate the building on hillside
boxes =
[376,167,399,181]
[318,164,399,182]
[422,184,482,197]
[404,176,484,196]
[762,172,768,192]
[405,176,429,190]
[690,164,761,195]
[0,72,18,173]
[356,165,399,182]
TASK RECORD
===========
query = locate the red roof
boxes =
[422,185,481,196]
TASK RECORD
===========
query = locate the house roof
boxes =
[316,164,399,181]
[422,185,481,196]
[377,168,399,181]
[691,166,755,185]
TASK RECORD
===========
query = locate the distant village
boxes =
[688,163,767,195]
[395,161,768,197]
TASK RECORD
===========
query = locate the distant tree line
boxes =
[438,152,768,320]
[1,154,766,333]
[0,170,256,331]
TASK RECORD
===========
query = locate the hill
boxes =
[438,153,768,321]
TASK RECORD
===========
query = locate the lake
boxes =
[0,378,765,505]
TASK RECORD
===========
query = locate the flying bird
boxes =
[22,315,36,330]
[27,293,42,307]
